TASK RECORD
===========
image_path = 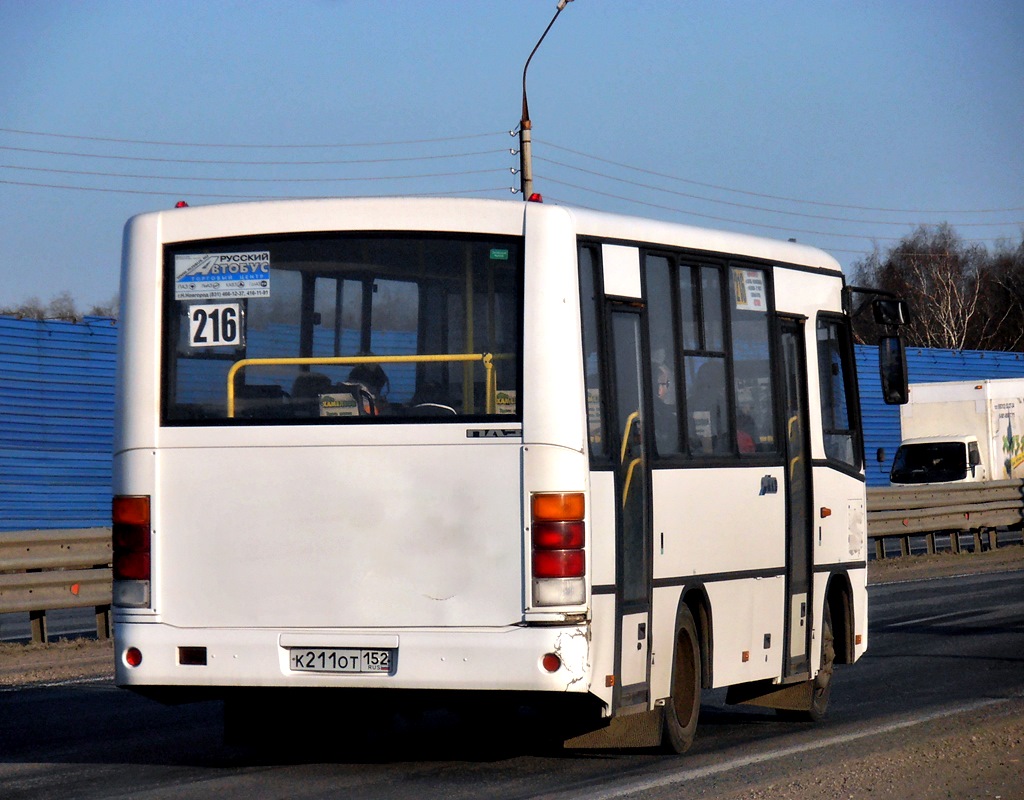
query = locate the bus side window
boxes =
[579,245,607,461]
[730,267,775,455]
[679,264,730,456]
[816,316,860,469]
[686,356,728,454]
[644,254,681,457]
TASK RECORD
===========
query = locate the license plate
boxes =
[289,648,392,673]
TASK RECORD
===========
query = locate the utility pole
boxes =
[519,0,573,200]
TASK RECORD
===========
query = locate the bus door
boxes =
[778,317,813,679]
[608,306,652,708]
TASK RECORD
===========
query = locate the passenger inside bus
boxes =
[688,359,728,455]
[348,363,389,414]
[652,362,679,455]
[736,411,757,454]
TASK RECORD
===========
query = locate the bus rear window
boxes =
[162,234,522,424]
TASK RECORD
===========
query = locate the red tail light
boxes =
[531,493,586,603]
[533,548,585,578]
[113,495,151,581]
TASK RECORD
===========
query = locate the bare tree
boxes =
[46,291,79,321]
[0,296,46,319]
[87,293,120,319]
[2,291,120,321]
[851,224,1024,352]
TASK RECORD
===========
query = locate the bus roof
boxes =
[130,196,843,275]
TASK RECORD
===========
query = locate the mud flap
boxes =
[563,707,664,749]
[725,678,814,712]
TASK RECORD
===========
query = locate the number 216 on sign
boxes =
[189,303,243,348]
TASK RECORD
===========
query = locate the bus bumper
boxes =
[113,621,592,695]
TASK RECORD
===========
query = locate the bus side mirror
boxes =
[879,336,908,405]
[873,299,909,326]
[876,448,886,463]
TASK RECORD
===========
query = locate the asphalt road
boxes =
[1,569,1022,800]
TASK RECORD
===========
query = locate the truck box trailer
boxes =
[890,379,1024,485]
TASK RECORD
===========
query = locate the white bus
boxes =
[113,196,907,751]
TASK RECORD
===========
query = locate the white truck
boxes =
[890,378,1024,486]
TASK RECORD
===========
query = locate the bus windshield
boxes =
[163,233,522,424]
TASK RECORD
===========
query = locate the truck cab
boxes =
[890,435,984,486]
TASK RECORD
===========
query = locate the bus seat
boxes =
[291,372,332,398]
[234,383,287,419]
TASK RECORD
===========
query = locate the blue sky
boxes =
[1,0,1022,310]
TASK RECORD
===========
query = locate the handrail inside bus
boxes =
[225,352,507,418]
[622,457,643,509]
[620,410,640,465]
[619,410,643,508]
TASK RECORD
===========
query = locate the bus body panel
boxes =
[150,440,523,629]
[651,468,786,579]
[566,208,843,276]
[588,471,617,587]
[587,592,617,709]
[811,468,868,566]
[113,623,591,692]
[154,197,526,244]
[521,203,588,455]
[116,213,163,457]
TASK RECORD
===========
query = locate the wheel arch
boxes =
[823,571,854,665]
[676,584,713,689]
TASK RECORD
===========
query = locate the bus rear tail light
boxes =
[113,495,152,607]
[531,492,586,607]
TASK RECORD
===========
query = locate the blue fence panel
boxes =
[6,309,1024,526]
[0,315,118,531]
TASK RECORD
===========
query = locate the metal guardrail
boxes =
[1,489,1019,641]
[0,528,112,643]
[867,479,1024,559]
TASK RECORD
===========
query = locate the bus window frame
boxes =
[160,231,525,427]
[815,311,865,476]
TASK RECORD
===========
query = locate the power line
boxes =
[0,163,506,184]
[536,139,1024,215]
[0,178,509,200]
[536,175,1016,245]
[0,127,507,149]
[535,156,1022,228]
[0,144,505,167]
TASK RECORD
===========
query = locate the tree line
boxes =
[851,224,1024,352]
[0,291,118,321]
[4,224,1023,350]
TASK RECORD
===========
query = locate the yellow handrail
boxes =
[620,410,640,465]
[226,352,501,417]
[622,456,643,509]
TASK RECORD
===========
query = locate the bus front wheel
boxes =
[777,602,835,722]
[662,605,701,753]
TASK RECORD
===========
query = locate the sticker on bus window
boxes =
[732,269,767,312]
[174,251,271,300]
[188,303,244,348]
[495,390,517,414]
[319,393,361,417]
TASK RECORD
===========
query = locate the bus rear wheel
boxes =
[663,605,701,753]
